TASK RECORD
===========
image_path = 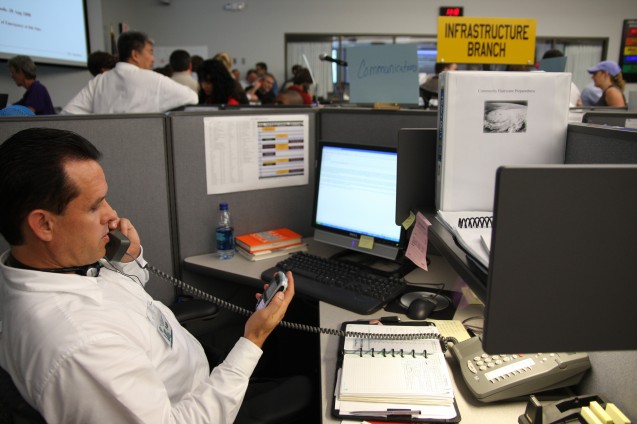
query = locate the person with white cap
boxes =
[587,60,626,107]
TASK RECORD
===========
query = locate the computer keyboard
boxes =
[260,252,407,315]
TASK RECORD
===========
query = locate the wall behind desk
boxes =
[0,115,176,304]
[168,110,318,276]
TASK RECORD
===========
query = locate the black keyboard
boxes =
[261,252,407,315]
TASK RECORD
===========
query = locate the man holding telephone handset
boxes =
[0,128,309,423]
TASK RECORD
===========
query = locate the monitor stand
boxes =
[329,249,417,278]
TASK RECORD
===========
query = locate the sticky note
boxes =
[358,235,374,250]
[589,401,612,424]
[606,403,631,424]
[405,212,431,271]
[401,211,416,230]
[581,406,603,424]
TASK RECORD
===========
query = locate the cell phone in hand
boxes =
[256,271,288,311]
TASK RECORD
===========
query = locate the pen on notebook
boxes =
[350,409,421,416]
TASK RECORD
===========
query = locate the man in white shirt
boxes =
[0,128,309,423]
[62,32,198,114]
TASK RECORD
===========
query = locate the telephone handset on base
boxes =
[451,336,591,402]
[105,230,131,262]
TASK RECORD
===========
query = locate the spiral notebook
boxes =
[436,211,493,270]
[332,321,460,423]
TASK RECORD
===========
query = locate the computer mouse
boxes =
[406,298,436,321]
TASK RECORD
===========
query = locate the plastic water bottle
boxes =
[215,202,235,259]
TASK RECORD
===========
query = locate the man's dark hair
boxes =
[198,59,244,104]
[255,62,268,71]
[169,49,191,72]
[87,51,117,76]
[434,62,455,75]
[542,49,564,59]
[293,68,313,85]
[0,128,101,245]
[117,31,151,63]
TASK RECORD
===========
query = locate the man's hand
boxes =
[244,271,295,348]
[108,217,141,262]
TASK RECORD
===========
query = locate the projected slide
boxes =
[0,0,88,66]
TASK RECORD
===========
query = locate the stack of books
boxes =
[235,228,307,261]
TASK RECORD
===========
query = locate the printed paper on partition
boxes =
[203,115,310,194]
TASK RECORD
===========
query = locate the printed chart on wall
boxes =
[203,115,309,194]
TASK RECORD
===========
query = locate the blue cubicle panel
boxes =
[0,115,176,305]
[167,109,318,275]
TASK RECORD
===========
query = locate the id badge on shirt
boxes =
[146,302,173,348]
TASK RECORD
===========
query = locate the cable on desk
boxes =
[145,263,455,351]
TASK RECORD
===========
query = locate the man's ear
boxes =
[26,210,54,242]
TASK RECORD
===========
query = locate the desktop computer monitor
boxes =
[483,165,637,353]
[312,141,402,261]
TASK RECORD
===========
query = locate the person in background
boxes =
[190,54,204,82]
[170,49,199,93]
[214,52,234,74]
[198,59,248,105]
[0,127,310,423]
[8,55,56,115]
[587,60,626,107]
[275,89,304,105]
[281,64,302,91]
[62,31,198,114]
[245,72,276,105]
[255,61,279,95]
[286,67,314,105]
[87,51,117,77]
[420,62,457,109]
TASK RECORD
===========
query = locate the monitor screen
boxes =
[0,0,89,68]
[312,142,402,260]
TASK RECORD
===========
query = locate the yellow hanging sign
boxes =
[437,17,536,65]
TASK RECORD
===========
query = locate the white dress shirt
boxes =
[0,251,262,423]
[62,62,199,114]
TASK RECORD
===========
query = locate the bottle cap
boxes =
[219,202,228,210]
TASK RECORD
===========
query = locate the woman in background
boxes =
[587,60,626,107]
[287,68,314,105]
[8,55,56,115]
[197,59,248,105]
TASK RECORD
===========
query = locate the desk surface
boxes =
[184,239,526,423]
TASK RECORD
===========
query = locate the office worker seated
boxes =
[587,60,626,107]
[8,55,56,115]
[0,128,306,423]
[62,31,198,114]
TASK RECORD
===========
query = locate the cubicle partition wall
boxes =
[0,115,177,305]
[581,111,637,127]
[566,123,637,163]
[318,108,437,147]
[168,109,318,279]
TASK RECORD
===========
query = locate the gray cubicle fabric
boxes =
[168,110,317,266]
[565,123,637,164]
[0,115,176,304]
[318,108,437,147]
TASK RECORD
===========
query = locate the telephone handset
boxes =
[105,230,131,262]
[451,336,591,402]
